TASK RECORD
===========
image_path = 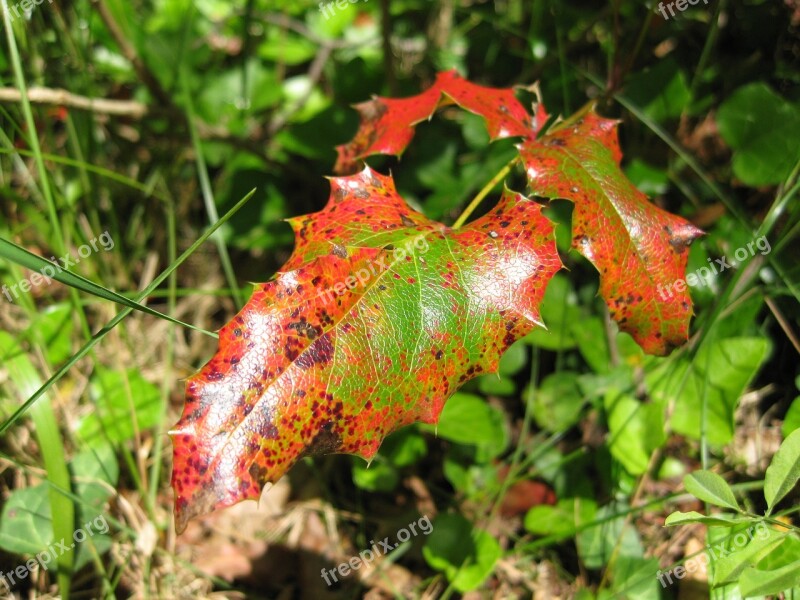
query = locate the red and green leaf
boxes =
[519,113,703,354]
[334,70,544,174]
[334,74,702,354]
[171,168,561,532]
[172,72,702,530]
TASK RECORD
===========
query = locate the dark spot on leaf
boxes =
[669,235,693,253]
[301,421,342,457]
[295,335,334,370]
[248,462,269,485]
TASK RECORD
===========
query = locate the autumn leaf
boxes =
[334,70,546,174]
[172,72,703,530]
[519,113,703,354]
[170,168,561,532]
[333,73,702,354]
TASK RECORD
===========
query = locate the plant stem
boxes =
[452,156,519,229]
[452,97,601,231]
[180,67,245,308]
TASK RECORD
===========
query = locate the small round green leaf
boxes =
[432,393,508,457]
[683,471,740,511]
[352,457,399,492]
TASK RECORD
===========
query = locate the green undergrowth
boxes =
[0,0,798,598]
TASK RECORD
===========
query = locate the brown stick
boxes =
[0,85,268,155]
[0,86,148,118]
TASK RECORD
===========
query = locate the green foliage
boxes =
[525,497,596,538]
[624,59,691,122]
[683,470,740,511]
[0,0,797,596]
[783,392,800,437]
[765,428,800,515]
[647,337,770,445]
[716,83,800,186]
[605,391,665,476]
[531,372,585,433]
[422,513,502,592]
[77,367,164,444]
[667,431,800,596]
[426,392,509,459]
[0,444,117,572]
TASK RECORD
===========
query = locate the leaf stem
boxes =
[451,98,598,230]
[452,156,519,229]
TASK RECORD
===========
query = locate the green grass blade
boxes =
[0,147,171,203]
[1,5,75,596]
[0,333,75,593]
[179,67,245,308]
[0,237,216,337]
[0,188,257,437]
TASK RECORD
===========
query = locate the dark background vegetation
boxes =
[0,0,799,598]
